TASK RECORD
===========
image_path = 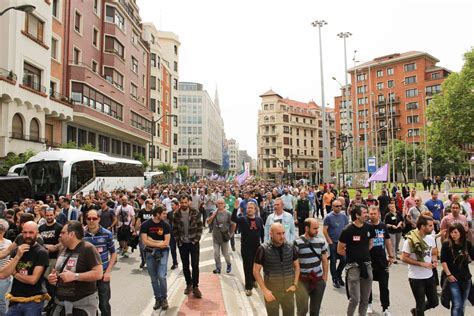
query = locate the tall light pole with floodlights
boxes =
[337,31,353,172]
[312,20,330,183]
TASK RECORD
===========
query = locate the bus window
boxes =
[70,161,93,193]
[25,161,64,198]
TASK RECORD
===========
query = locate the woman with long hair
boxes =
[440,222,474,316]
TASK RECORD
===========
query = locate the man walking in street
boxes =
[140,206,171,310]
[135,199,154,269]
[281,188,295,215]
[172,194,203,298]
[48,221,103,316]
[338,205,375,316]
[294,218,328,316]
[84,210,117,316]
[401,215,439,316]
[207,199,233,274]
[323,199,349,288]
[254,223,300,316]
[168,199,180,270]
[367,205,394,316]
[115,196,135,258]
[294,190,311,236]
[424,190,444,233]
[264,198,296,243]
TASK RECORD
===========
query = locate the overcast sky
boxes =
[137,0,473,159]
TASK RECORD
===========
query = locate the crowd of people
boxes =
[0,179,472,316]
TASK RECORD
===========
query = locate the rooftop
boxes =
[348,51,440,72]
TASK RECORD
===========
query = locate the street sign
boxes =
[367,157,377,173]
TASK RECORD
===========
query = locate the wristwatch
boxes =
[75,273,80,281]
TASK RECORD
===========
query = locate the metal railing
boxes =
[50,90,73,103]
[0,67,17,81]
[9,132,45,143]
[22,76,47,93]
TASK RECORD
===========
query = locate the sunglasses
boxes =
[87,217,99,221]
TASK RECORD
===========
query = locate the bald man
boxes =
[254,223,300,316]
[7,221,49,315]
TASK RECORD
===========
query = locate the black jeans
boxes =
[369,266,390,310]
[241,245,258,290]
[169,232,178,265]
[265,290,295,316]
[97,279,111,316]
[179,242,200,287]
[295,279,326,316]
[408,276,439,315]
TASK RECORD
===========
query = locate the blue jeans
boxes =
[146,249,169,300]
[6,301,42,316]
[329,242,346,282]
[448,279,471,316]
[0,278,11,316]
[97,279,111,316]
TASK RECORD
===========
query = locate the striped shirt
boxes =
[84,226,116,271]
[294,235,327,277]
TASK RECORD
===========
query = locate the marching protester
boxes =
[440,202,470,242]
[294,190,311,236]
[48,221,103,315]
[172,194,203,298]
[323,199,349,288]
[135,199,154,269]
[294,218,328,316]
[207,199,233,274]
[84,210,117,316]
[140,206,171,310]
[264,198,296,243]
[0,219,12,315]
[401,215,439,316]
[115,196,135,258]
[424,190,444,233]
[231,199,264,296]
[384,198,404,263]
[167,199,180,270]
[254,223,300,316]
[338,204,375,316]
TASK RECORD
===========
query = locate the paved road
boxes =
[109,192,474,315]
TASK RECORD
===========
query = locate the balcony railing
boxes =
[118,0,142,27]
[377,96,400,105]
[50,90,73,104]
[22,76,47,94]
[0,67,17,82]
[9,132,45,143]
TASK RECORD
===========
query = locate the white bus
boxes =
[7,164,25,176]
[24,149,144,199]
[144,171,165,187]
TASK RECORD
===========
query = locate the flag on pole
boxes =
[236,162,250,185]
[364,163,389,187]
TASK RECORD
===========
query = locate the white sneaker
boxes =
[367,304,373,314]
[383,309,392,316]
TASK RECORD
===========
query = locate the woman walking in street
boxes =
[384,198,404,263]
[441,223,474,316]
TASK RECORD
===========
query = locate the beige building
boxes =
[257,90,336,183]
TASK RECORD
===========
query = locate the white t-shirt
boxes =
[162,197,173,212]
[402,234,436,279]
[0,238,12,268]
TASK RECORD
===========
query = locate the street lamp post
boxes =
[428,157,433,180]
[312,20,330,184]
[411,159,416,188]
[150,114,177,171]
[335,134,353,188]
[0,4,35,16]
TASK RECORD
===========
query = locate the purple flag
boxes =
[364,163,388,187]
[236,170,249,185]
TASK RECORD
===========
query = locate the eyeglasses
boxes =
[87,217,99,221]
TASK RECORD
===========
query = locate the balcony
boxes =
[0,67,17,84]
[118,0,142,28]
[375,110,401,117]
[50,90,74,105]
[9,132,45,143]
[377,96,400,105]
[21,76,47,96]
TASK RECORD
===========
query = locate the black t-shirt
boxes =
[140,219,171,243]
[369,222,390,267]
[137,209,154,224]
[38,222,63,259]
[339,222,375,263]
[99,208,115,229]
[384,211,404,234]
[11,243,49,297]
[440,241,474,281]
[378,195,390,215]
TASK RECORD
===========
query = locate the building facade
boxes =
[178,82,224,177]
[227,138,239,173]
[334,51,450,172]
[0,0,74,158]
[257,90,336,183]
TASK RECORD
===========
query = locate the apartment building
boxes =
[258,90,336,182]
[227,138,239,173]
[334,51,450,168]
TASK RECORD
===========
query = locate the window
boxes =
[356,73,367,81]
[112,139,121,155]
[103,67,123,90]
[30,119,41,142]
[150,76,156,90]
[70,161,93,193]
[174,61,178,72]
[93,28,99,47]
[426,85,441,95]
[73,47,81,65]
[376,82,384,90]
[51,37,58,59]
[406,102,418,110]
[93,0,100,15]
[132,31,139,45]
[50,81,57,96]
[91,60,97,73]
[404,75,416,84]
[173,79,178,90]
[24,13,44,42]
[150,98,156,112]
[52,0,59,18]
[88,132,96,147]
[131,83,138,98]
[23,62,42,92]
[74,11,82,33]
[357,85,367,93]
[150,34,155,44]
[130,111,152,134]
[173,97,178,109]
[407,115,419,124]
[131,57,138,73]
[357,97,368,105]
[431,72,441,80]
[387,68,394,75]
[377,95,385,103]
[405,89,418,98]
[98,136,110,153]
[408,128,420,136]
[71,82,123,120]
[78,129,87,147]
[376,70,383,77]
[151,53,156,67]
[12,114,23,139]
[105,6,124,31]
[404,62,416,72]
[387,80,394,88]
[104,36,124,59]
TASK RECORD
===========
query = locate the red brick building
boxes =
[334,51,450,166]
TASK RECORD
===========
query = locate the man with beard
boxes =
[6,221,49,315]
[38,209,63,295]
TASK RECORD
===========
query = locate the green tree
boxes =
[427,48,474,175]
[176,165,188,180]
[0,150,36,175]
[61,141,77,149]
[80,143,97,152]
[133,152,149,170]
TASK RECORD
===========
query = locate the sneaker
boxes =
[161,298,169,310]
[338,278,345,287]
[184,285,193,295]
[212,268,221,274]
[226,264,231,273]
[245,289,252,296]
[139,262,145,269]
[367,304,373,314]
[171,263,178,270]
[193,287,202,298]
[410,308,416,316]
[153,299,161,310]
[333,280,340,288]
[383,309,392,316]
[231,245,236,252]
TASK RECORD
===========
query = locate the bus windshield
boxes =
[25,161,65,198]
